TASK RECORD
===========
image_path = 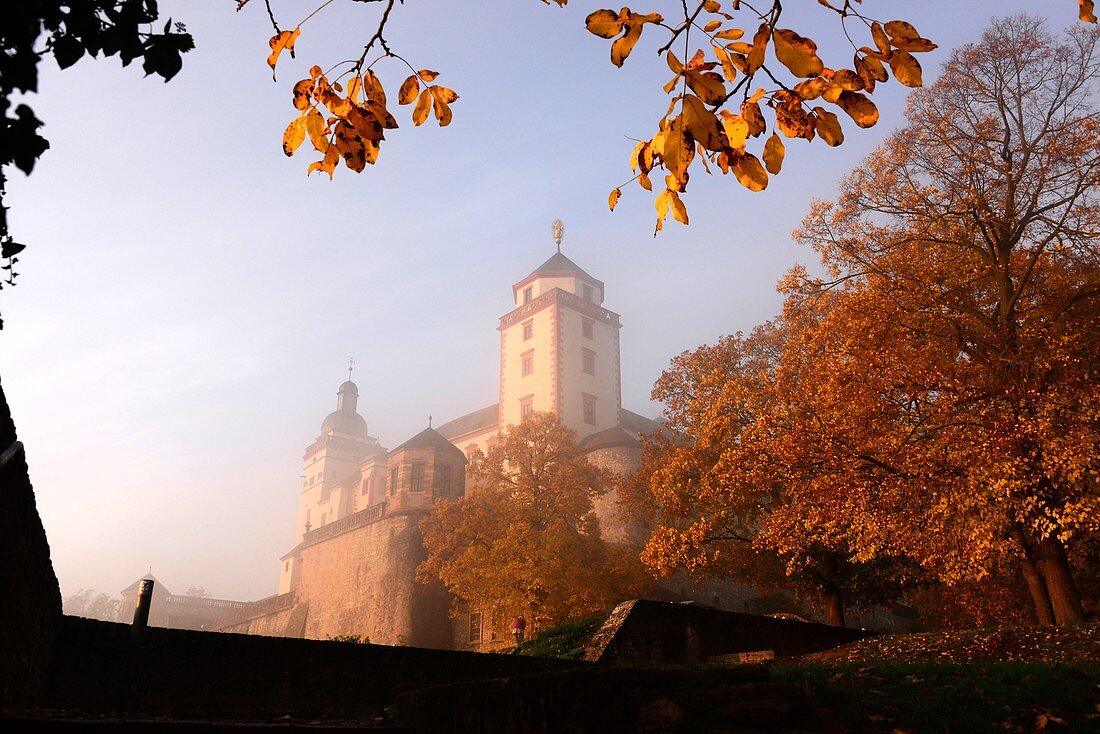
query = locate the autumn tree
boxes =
[780,14,1100,625]
[418,412,651,638]
[629,326,918,627]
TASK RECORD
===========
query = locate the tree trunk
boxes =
[824,587,845,628]
[1010,526,1055,625]
[1034,535,1085,625]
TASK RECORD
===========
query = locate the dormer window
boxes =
[582,284,594,302]
[523,286,533,304]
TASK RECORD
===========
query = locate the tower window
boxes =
[582,284,594,302]
[390,468,398,495]
[411,463,424,492]
[582,348,596,376]
[361,478,369,495]
[436,465,451,496]
[582,318,594,339]
[583,394,597,425]
[520,396,533,420]
[523,286,533,304]
[522,320,533,341]
[521,350,533,377]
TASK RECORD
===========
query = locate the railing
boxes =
[301,501,387,547]
[164,595,247,609]
[216,592,297,628]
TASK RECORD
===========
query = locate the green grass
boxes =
[516,614,607,660]
[772,661,1100,733]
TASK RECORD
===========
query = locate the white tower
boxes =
[498,223,622,441]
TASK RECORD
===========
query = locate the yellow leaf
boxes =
[836,90,879,128]
[888,49,923,87]
[682,94,725,151]
[292,79,313,111]
[662,118,694,183]
[703,0,721,11]
[813,107,843,146]
[773,28,824,78]
[714,28,745,41]
[309,65,323,80]
[398,74,420,105]
[333,121,367,173]
[412,89,432,126]
[832,69,864,91]
[685,70,727,105]
[585,9,624,38]
[638,171,653,190]
[720,112,748,150]
[655,189,670,232]
[891,36,937,53]
[267,27,301,80]
[871,22,890,55]
[883,20,921,41]
[282,115,306,156]
[1082,0,1098,23]
[609,187,622,211]
[417,69,441,82]
[430,85,460,104]
[746,23,770,75]
[703,20,722,32]
[364,70,386,105]
[732,152,768,191]
[712,45,737,82]
[307,144,340,179]
[793,77,829,100]
[432,96,453,127]
[668,189,689,224]
[741,100,766,136]
[611,23,644,67]
[667,51,684,74]
[304,107,328,151]
[763,132,785,174]
[748,87,766,104]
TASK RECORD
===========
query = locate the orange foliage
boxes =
[418,413,651,639]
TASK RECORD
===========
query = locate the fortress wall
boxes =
[585,444,645,546]
[296,510,452,648]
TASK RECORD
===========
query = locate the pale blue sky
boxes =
[2,0,1049,601]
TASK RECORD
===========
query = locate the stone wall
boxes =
[585,599,874,665]
[585,444,646,545]
[296,508,451,647]
[0,379,62,707]
[48,616,584,720]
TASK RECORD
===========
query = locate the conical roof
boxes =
[528,251,598,282]
[391,426,467,461]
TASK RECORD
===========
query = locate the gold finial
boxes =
[552,219,564,253]
[347,357,355,381]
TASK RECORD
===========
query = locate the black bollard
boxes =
[130,579,154,649]
[125,578,154,714]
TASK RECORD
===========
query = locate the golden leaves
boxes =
[1083,0,1098,23]
[267,27,300,80]
[836,90,879,128]
[773,29,824,78]
[732,151,768,191]
[813,107,843,146]
[279,64,456,178]
[609,187,622,210]
[585,8,665,67]
[763,132,785,174]
[282,116,306,156]
[889,50,923,87]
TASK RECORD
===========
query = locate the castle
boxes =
[219,236,662,648]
